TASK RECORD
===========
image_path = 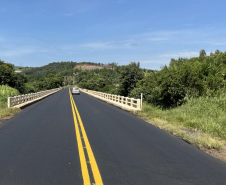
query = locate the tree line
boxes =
[1,49,226,109]
[75,50,226,108]
[0,60,63,94]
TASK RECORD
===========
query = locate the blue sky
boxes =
[0,0,226,69]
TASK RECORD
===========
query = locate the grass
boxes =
[138,95,226,150]
[0,101,20,118]
[0,85,20,102]
[0,85,21,118]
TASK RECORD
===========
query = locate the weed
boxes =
[0,85,20,102]
[0,85,21,118]
[138,96,226,150]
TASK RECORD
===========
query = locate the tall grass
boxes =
[0,85,20,118]
[0,85,20,102]
[178,96,226,138]
[140,95,226,139]
[139,95,226,149]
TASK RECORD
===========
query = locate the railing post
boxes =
[130,98,134,107]
[137,99,141,109]
[8,97,11,108]
[141,93,143,110]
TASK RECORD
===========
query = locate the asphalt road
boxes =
[0,88,226,185]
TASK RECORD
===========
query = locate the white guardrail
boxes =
[80,88,142,110]
[8,88,62,108]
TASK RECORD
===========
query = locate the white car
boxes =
[72,87,80,95]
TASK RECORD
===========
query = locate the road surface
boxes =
[0,87,226,185]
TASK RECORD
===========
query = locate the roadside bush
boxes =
[132,53,226,108]
[139,94,226,139]
[0,85,20,102]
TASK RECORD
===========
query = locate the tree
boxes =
[199,49,206,57]
[108,62,118,70]
[0,60,16,86]
[215,49,220,54]
[118,62,144,96]
[0,60,29,93]
[13,73,28,93]
[169,58,176,66]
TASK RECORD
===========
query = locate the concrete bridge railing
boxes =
[79,88,142,111]
[8,88,62,108]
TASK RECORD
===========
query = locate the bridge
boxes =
[0,88,226,185]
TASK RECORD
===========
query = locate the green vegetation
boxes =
[25,70,63,93]
[74,65,120,94]
[14,66,34,72]
[24,62,77,76]
[23,61,107,76]
[1,59,63,94]
[0,101,20,118]
[0,85,20,102]
[74,62,145,96]
[0,60,28,93]
[0,60,64,118]
[117,62,144,96]
[130,51,226,108]
[138,98,226,149]
[0,85,20,118]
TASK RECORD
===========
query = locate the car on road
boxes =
[72,87,80,95]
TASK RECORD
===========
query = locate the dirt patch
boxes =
[180,128,226,163]
[201,147,226,163]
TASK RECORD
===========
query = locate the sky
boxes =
[0,0,226,70]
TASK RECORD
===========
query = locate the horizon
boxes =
[1,0,226,70]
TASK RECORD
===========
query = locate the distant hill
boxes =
[14,66,34,73]
[22,61,153,77]
[23,62,77,76]
[23,61,110,76]
[74,64,112,70]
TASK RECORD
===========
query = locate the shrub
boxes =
[0,85,20,102]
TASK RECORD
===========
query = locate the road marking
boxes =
[69,89,104,185]
[69,90,91,185]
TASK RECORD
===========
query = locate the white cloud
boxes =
[162,51,199,58]
[135,30,182,43]
[81,40,142,50]
[0,48,36,57]
[128,42,141,46]
[142,30,181,37]
[55,40,142,55]
[139,59,167,64]
[214,42,226,46]
[81,42,111,49]
[148,38,169,41]
[54,42,113,53]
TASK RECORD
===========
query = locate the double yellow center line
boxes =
[69,89,104,185]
